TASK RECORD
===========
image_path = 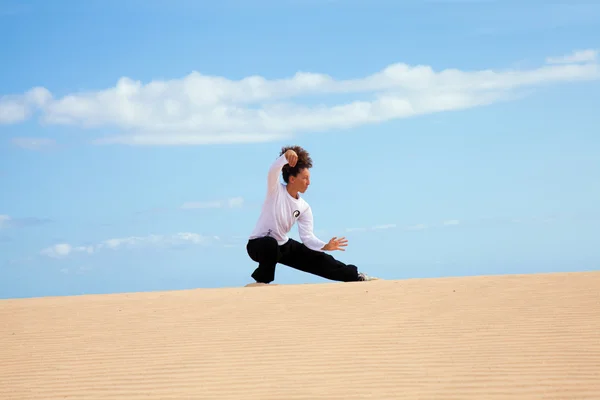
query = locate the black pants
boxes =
[246,236,361,283]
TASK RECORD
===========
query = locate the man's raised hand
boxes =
[322,236,348,251]
[285,149,298,167]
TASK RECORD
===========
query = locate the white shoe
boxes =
[358,272,378,281]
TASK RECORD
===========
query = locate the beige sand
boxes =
[2,271,599,399]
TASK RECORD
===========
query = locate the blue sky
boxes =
[1,0,599,299]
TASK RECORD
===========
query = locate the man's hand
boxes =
[285,149,298,167]
[322,236,348,251]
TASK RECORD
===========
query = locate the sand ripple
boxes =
[2,271,599,399]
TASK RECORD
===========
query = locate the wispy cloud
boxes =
[181,197,244,209]
[405,223,428,231]
[0,214,52,229]
[40,232,219,259]
[41,243,89,258]
[0,49,597,146]
[546,49,597,64]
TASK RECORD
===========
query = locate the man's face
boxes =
[291,168,311,193]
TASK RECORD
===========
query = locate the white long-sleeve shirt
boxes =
[248,154,327,251]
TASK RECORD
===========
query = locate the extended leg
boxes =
[278,238,361,282]
[246,236,280,284]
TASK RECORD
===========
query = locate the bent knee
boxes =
[247,236,279,262]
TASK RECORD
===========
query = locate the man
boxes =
[246,145,378,284]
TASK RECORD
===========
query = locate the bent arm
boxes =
[267,154,288,194]
[297,206,327,251]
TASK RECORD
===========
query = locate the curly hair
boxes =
[279,145,313,183]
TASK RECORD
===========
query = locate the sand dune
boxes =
[2,271,600,399]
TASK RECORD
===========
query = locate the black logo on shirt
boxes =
[293,210,300,218]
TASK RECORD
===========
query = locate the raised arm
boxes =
[297,206,327,252]
[267,149,297,194]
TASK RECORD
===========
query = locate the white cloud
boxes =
[0,49,598,145]
[227,197,244,208]
[41,243,94,258]
[0,87,51,124]
[40,232,218,258]
[546,49,597,64]
[0,214,51,228]
[181,196,244,209]
[0,215,9,228]
[405,223,428,231]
